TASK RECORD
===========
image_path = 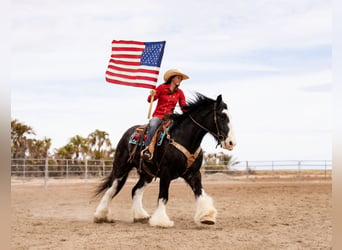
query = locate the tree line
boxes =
[11,119,115,160]
[11,118,234,172]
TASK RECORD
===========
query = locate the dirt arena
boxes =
[11,178,332,250]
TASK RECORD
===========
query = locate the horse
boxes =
[93,93,236,227]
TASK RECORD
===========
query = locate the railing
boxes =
[203,160,332,181]
[11,158,116,187]
[11,158,332,187]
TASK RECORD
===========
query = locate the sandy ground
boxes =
[11,178,332,250]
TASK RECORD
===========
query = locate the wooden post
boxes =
[147,92,155,119]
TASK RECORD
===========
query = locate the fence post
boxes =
[66,159,69,179]
[23,158,26,183]
[297,161,301,181]
[324,160,327,179]
[85,159,88,184]
[246,161,249,180]
[44,158,48,188]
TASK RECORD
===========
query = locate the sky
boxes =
[11,0,332,161]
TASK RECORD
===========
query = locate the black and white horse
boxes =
[93,93,236,227]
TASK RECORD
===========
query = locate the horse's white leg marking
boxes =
[132,184,150,222]
[93,179,119,223]
[149,199,174,227]
[194,189,217,225]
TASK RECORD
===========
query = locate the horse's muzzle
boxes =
[221,140,236,151]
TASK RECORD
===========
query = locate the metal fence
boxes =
[11,158,332,187]
[11,158,115,187]
[208,160,332,181]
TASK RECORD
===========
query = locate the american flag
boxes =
[105,40,166,89]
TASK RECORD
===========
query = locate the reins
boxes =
[188,102,225,147]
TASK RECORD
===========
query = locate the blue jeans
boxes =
[145,117,162,147]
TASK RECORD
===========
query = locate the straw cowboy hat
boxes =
[163,69,189,82]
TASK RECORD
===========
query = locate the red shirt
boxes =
[147,83,186,119]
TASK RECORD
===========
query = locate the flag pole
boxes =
[147,91,155,119]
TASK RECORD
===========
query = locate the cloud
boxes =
[11,0,332,160]
[11,0,331,85]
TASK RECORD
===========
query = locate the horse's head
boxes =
[182,93,236,151]
[173,93,236,151]
[214,95,236,151]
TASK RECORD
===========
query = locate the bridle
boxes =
[140,101,228,177]
[188,102,227,147]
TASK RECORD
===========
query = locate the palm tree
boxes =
[54,143,75,159]
[54,143,78,175]
[11,119,36,158]
[69,135,88,161]
[27,137,52,158]
[87,129,113,160]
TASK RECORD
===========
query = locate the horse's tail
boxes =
[93,165,130,199]
[93,172,115,198]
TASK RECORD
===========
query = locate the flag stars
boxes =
[141,42,165,67]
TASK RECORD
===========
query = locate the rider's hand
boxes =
[150,89,156,96]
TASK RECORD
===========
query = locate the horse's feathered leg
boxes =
[131,174,153,223]
[149,177,174,227]
[93,131,134,223]
[184,171,217,225]
[93,173,129,223]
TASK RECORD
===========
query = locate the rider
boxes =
[142,68,189,160]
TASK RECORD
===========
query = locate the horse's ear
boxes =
[216,95,222,104]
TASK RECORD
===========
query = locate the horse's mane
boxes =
[169,92,215,125]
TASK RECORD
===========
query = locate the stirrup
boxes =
[141,148,153,161]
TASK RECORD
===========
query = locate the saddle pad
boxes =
[129,126,147,146]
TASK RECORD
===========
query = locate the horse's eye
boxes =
[219,114,227,121]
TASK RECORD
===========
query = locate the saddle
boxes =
[128,118,202,177]
[129,120,173,147]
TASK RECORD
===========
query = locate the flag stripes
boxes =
[105,40,165,89]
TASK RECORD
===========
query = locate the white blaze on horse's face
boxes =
[222,109,236,151]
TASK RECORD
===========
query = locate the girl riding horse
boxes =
[93,93,236,227]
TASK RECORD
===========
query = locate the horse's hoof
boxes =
[200,220,215,225]
[149,218,174,227]
[93,216,114,223]
[93,217,105,223]
[133,217,150,223]
[106,218,115,223]
[151,221,174,228]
